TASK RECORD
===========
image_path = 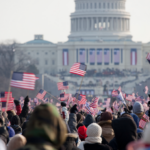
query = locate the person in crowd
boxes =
[133,102,144,120]
[14,96,29,127]
[61,102,69,123]
[7,134,27,150]
[78,125,87,141]
[109,117,137,150]
[0,126,9,145]
[98,112,114,143]
[68,104,78,133]
[77,113,84,125]
[18,103,67,150]
[130,113,143,139]
[63,133,79,150]
[83,114,95,128]
[78,123,112,150]
[0,113,15,138]
[127,122,150,150]
[10,115,22,134]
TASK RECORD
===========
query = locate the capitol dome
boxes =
[68,0,132,41]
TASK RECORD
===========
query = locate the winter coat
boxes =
[62,107,69,123]
[98,120,114,143]
[11,125,22,134]
[68,113,78,133]
[79,142,112,150]
[83,114,95,128]
[109,117,137,150]
[63,133,78,150]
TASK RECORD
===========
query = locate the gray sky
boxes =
[0,0,150,44]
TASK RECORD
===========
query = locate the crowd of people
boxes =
[0,95,150,150]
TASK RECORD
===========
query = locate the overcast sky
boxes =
[0,0,150,44]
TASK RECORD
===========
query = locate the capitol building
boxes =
[16,0,150,75]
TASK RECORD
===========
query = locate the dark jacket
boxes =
[68,113,77,133]
[84,143,112,150]
[63,133,78,150]
[109,117,137,150]
[0,126,9,145]
[83,114,95,127]
[11,124,22,134]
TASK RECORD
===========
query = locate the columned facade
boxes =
[68,0,132,41]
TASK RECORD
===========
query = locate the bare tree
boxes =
[0,42,31,78]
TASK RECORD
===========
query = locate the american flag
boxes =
[60,93,69,101]
[89,97,99,108]
[10,72,39,90]
[143,114,149,122]
[97,49,102,64]
[112,90,119,97]
[135,96,144,101]
[146,53,150,63]
[57,81,69,90]
[90,49,95,64]
[74,93,82,101]
[84,102,94,115]
[126,94,133,102]
[139,119,147,129]
[104,49,109,64]
[36,89,47,100]
[70,63,87,76]
[114,49,120,64]
[80,49,85,63]
[0,92,14,111]
[78,95,87,105]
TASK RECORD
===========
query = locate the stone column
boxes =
[87,18,89,31]
[128,19,130,31]
[82,18,84,31]
[96,17,99,30]
[106,17,108,30]
[120,18,122,31]
[78,18,80,31]
[111,17,113,30]
[101,17,103,29]
[122,18,124,31]
[116,18,118,31]
[91,17,94,30]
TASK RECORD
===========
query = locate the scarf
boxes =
[85,136,102,144]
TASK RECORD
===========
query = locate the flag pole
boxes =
[46,91,60,102]
[6,71,13,112]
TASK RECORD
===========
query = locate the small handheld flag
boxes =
[36,89,47,100]
[70,63,87,76]
[10,72,39,90]
[57,81,69,90]
[60,93,69,101]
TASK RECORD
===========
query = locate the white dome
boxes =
[68,0,132,41]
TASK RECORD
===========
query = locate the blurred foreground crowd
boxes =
[0,96,150,150]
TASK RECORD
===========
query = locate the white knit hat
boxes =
[142,122,150,144]
[87,123,102,137]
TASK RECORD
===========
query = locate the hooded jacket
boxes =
[78,123,112,150]
[98,120,114,143]
[83,114,95,128]
[133,102,144,119]
[18,104,67,150]
[109,117,137,150]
